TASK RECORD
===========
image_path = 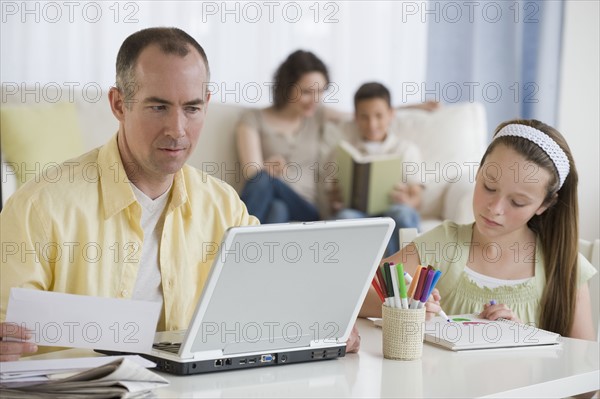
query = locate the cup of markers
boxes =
[372,263,442,361]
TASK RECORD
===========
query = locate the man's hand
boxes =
[346,323,361,353]
[0,322,38,361]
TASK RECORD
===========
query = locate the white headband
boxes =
[494,124,570,189]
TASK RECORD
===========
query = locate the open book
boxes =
[0,356,168,398]
[424,314,561,351]
[335,140,403,215]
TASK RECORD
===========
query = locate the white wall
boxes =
[558,0,600,241]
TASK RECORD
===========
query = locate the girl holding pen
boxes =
[361,119,597,341]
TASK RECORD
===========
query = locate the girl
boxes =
[361,119,597,340]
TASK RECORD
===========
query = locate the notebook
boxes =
[102,218,394,375]
[423,313,561,351]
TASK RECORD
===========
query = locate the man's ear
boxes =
[535,193,558,215]
[108,87,126,122]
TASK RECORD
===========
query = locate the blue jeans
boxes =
[334,204,420,256]
[241,171,320,223]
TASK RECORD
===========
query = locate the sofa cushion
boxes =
[394,102,487,219]
[0,102,83,186]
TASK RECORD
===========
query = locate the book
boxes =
[335,140,403,215]
[0,356,168,398]
[424,314,561,351]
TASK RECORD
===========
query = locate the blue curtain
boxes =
[425,0,564,138]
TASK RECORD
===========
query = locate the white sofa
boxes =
[1,87,487,231]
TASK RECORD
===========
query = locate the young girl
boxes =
[361,119,597,340]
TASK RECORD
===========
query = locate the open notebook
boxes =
[424,314,561,351]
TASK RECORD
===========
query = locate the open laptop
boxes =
[112,218,393,375]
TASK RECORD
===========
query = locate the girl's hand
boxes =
[479,303,522,323]
[424,288,442,321]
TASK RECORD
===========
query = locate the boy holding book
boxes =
[331,82,424,255]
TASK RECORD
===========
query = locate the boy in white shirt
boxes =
[332,82,424,255]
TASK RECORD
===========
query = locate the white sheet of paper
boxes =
[0,355,155,379]
[5,288,161,353]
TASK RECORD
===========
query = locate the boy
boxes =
[332,82,424,255]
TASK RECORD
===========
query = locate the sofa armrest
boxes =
[441,174,475,224]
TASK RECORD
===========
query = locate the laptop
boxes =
[109,218,393,375]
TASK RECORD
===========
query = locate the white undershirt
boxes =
[130,183,171,305]
[464,266,532,289]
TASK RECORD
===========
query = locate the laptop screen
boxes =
[182,218,394,357]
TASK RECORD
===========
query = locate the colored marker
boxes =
[376,267,389,307]
[438,309,450,322]
[396,263,408,309]
[388,263,401,308]
[371,278,385,303]
[489,300,497,305]
[383,263,395,307]
[406,266,423,306]
[417,269,436,309]
[410,267,429,309]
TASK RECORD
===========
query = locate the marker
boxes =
[406,266,423,306]
[376,267,389,307]
[417,269,436,309]
[489,300,497,305]
[396,263,408,309]
[438,309,450,322]
[383,263,395,307]
[371,278,385,303]
[410,267,429,309]
[389,263,402,308]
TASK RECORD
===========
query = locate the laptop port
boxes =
[260,354,274,363]
[248,358,256,364]
[280,354,288,363]
[239,359,247,365]
[214,359,223,367]
[225,358,232,366]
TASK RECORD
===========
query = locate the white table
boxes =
[24,318,599,398]
[154,318,599,398]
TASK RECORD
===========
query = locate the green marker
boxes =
[396,263,408,309]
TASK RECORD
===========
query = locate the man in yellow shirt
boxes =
[0,27,259,360]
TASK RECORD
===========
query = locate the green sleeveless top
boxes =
[413,221,597,326]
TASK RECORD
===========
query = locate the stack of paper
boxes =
[0,355,168,398]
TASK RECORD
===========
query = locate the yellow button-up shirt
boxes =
[1,134,258,331]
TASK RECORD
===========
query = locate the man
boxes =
[0,27,259,360]
[0,28,360,361]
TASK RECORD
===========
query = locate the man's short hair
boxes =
[354,82,392,110]
[115,27,210,98]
